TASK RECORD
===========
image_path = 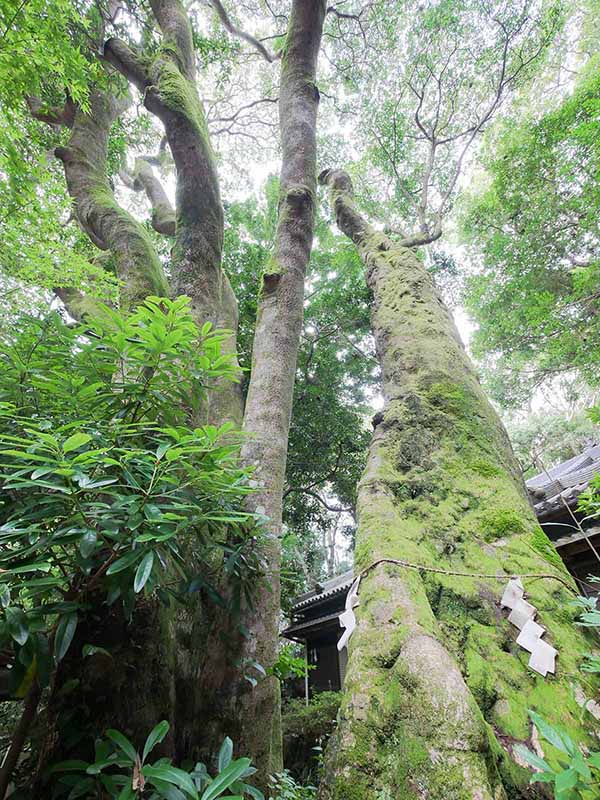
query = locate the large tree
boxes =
[317,163,595,800]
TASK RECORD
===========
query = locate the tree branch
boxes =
[122,158,176,236]
[284,487,352,514]
[209,0,278,62]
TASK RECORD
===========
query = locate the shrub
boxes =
[282,692,341,783]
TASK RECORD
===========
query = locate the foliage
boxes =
[268,644,313,683]
[268,770,316,800]
[578,479,600,527]
[514,710,600,799]
[281,693,341,783]
[52,723,263,799]
[326,0,562,242]
[505,409,600,477]
[0,298,259,700]
[571,589,600,674]
[460,65,600,407]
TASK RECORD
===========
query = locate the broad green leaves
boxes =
[515,710,600,799]
[460,68,600,408]
[0,299,259,707]
[53,724,263,800]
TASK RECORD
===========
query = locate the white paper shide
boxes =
[500,577,557,677]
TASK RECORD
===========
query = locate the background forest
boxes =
[1,0,600,798]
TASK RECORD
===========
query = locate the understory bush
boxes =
[281,692,341,783]
[0,298,262,794]
[52,723,262,799]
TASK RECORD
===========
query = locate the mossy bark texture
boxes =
[33,599,176,797]
[55,91,169,307]
[105,0,243,427]
[318,169,598,800]
[105,2,246,766]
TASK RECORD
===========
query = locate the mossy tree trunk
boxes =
[105,0,249,766]
[105,0,243,427]
[27,3,245,778]
[318,169,597,800]
[30,89,170,312]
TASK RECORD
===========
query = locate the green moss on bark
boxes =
[317,178,599,799]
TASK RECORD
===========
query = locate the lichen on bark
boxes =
[318,169,598,800]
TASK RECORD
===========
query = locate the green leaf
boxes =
[134,551,154,593]
[0,585,9,608]
[156,443,171,460]
[146,778,187,800]
[51,760,90,773]
[82,644,112,659]
[142,720,170,763]
[571,750,591,781]
[55,613,77,661]
[79,530,98,558]
[106,550,142,575]
[512,744,550,773]
[529,711,573,755]
[68,778,96,798]
[555,768,578,792]
[142,765,198,799]
[31,467,55,480]
[63,432,92,454]
[7,562,51,574]
[106,729,137,763]
[217,738,233,772]
[240,785,263,800]
[6,606,29,646]
[200,759,251,800]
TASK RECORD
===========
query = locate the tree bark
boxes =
[32,599,176,797]
[236,0,327,784]
[317,169,596,799]
[188,1,327,787]
[54,91,169,307]
[105,0,243,426]
[23,91,181,796]
[105,5,246,764]
[130,157,176,236]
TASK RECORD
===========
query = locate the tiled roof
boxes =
[290,569,354,612]
[526,444,600,522]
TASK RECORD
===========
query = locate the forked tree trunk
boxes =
[318,169,596,800]
[105,0,243,427]
[105,1,246,766]
[49,90,170,309]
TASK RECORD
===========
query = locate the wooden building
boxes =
[282,445,600,697]
[527,443,600,594]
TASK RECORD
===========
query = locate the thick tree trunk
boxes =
[25,92,179,795]
[318,169,596,800]
[105,5,245,766]
[236,0,327,781]
[190,1,327,787]
[32,599,176,797]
